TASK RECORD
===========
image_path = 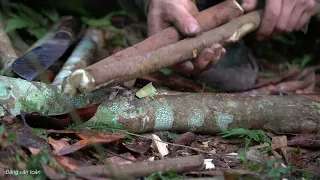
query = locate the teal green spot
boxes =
[258,104,264,109]
[312,102,320,114]
[313,102,320,108]
[188,108,205,130]
[87,105,122,128]
[152,98,174,131]
[216,113,234,131]
[227,101,237,108]
[0,83,10,99]
[0,106,4,116]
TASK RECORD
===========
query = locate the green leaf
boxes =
[273,34,297,45]
[159,68,173,76]
[41,9,59,22]
[9,3,48,26]
[6,132,17,142]
[300,54,313,68]
[5,16,30,32]
[219,128,271,149]
[136,83,157,98]
[82,10,126,27]
[27,28,48,39]
[30,128,47,139]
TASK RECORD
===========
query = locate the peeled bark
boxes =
[52,28,104,87]
[87,0,244,86]
[86,91,320,134]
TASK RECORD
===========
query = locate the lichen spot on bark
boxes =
[215,113,234,131]
[258,104,264,109]
[227,101,237,108]
[312,102,320,113]
[152,98,174,131]
[109,99,139,119]
[188,108,205,130]
[0,82,10,100]
[86,105,123,129]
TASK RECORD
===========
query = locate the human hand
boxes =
[148,0,226,74]
[241,0,316,41]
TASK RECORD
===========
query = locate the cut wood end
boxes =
[232,0,244,13]
[226,22,255,43]
[193,48,198,58]
[62,69,96,97]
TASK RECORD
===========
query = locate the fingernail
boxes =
[187,23,200,34]
[213,47,222,54]
[182,61,194,70]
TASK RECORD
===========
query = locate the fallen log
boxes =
[73,155,204,178]
[52,28,104,88]
[86,91,320,134]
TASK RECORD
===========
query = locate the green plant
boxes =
[239,151,291,179]
[0,124,5,135]
[82,10,125,32]
[4,3,59,39]
[144,170,182,180]
[66,120,124,133]
[220,128,271,149]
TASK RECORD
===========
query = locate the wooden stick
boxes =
[73,155,204,178]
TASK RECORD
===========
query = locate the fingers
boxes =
[296,0,315,30]
[170,61,195,74]
[257,0,315,40]
[163,3,201,36]
[170,44,226,74]
[257,0,283,41]
[147,2,171,36]
[193,44,226,72]
[275,0,295,33]
[241,0,258,12]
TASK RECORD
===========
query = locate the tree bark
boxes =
[86,91,320,134]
